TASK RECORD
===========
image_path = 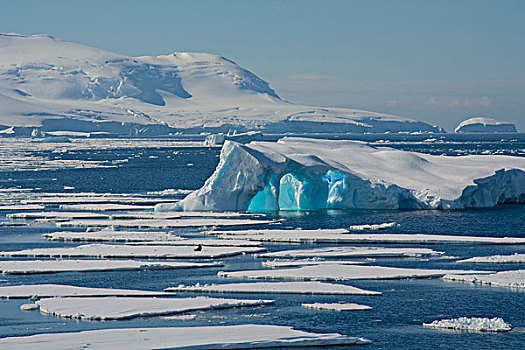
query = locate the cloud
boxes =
[286,73,340,81]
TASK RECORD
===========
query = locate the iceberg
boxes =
[163,138,525,211]
[455,117,518,133]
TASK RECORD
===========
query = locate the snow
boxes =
[455,117,518,133]
[349,222,399,230]
[55,218,274,229]
[458,253,525,263]
[166,281,381,295]
[0,284,175,299]
[423,317,512,332]
[443,270,525,289]
[0,244,264,259]
[0,324,370,349]
[59,204,155,211]
[302,302,372,311]
[126,239,262,247]
[169,138,525,211]
[214,229,525,245]
[0,204,44,210]
[255,247,443,259]
[219,264,490,281]
[0,32,438,136]
[8,211,110,219]
[35,296,273,320]
[0,259,220,274]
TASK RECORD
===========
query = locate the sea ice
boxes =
[35,296,273,320]
[0,244,264,259]
[8,212,110,220]
[55,218,274,229]
[0,324,370,349]
[214,229,525,245]
[0,284,175,299]
[166,281,381,295]
[0,205,44,210]
[219,264,492,281]
[458,253,525,263]
[302,302,372,311]
[42,230,184,242]
[169,138,525,211]
[0,259,220,274]
[59,204,155,211]
[255,247,443,259]
[443,270,525,289]
[423,317,512,332]
[262,259,364,268]
[349,222,399,230]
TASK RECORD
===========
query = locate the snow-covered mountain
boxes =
[0,33,441,136]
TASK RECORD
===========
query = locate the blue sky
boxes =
[1,0,524,130]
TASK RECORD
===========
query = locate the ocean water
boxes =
[0,135,524,349]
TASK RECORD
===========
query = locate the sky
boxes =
[1,0,524,131]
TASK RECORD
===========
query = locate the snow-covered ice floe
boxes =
[214,229,525,245]
[166,281,381,295]
[59,204,155,211]
[0,284,175,299]
[458,253,525,263]
[423,317,512,332]
[35,296,273,320]
[55,218,274,229]
[219,264,492,281]
[0,204,44,210]
[42,230,184,242]
[125,239,262,247]
[349,222,398,230]
[0,259,220,274]
[302,302,372,311]
[262,259,365,268]
[0,324,370,349]
[255,247,443,259]
[165,138,525,211]
[8,212,110,220]
[0,244,265,259]
[443,270,525,289]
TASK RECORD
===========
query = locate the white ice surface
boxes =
[0,324,369,349]
[302,302,372,311]
[255,247,442,259]
[349,222,398,230]
[443,270,525,289]
[0,244,264,259]
[423,317,512,332]
[219,264,492,281]
[166,281,380,295]
[59,204,154,211]
[125,239,262,247]
[0,259,220,274]
[262,259,365,268]
[0,284,174,298]
[458,253,525,263]
[42,230,184,242]
[0,205,44,210]
[170,138,525,211]
[55,218,274,229]
[214,229,525,245]
[35,296,273,320]
[8,212,110,219]
[455,117,517,133]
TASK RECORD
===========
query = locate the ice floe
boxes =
[0,324,370,349]
[0,284,175,299]
[443,270,525,289]
[423,317,512,332]
[219,264,492,281]
[349,222,399,230]
[255,247,443,259]
[0,259,220,274]
[166,281,381,295]
[55,218,274,229]
[302,302,372,311]
[0,244,265,259]
[8,212,110,220]
[262,259,364,268]
[35,296,273,320]
[0,205,44,210]
[458,253,525,263]
[59,204,154,211]
[42,230,184,242]
[214,229,525,245]
[170,138,525,211]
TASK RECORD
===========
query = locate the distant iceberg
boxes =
[157,138,525,212]
[455,117,517,133]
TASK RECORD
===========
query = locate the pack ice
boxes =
[162,138,525,211]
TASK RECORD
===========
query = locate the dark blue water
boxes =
[0,137,524,349]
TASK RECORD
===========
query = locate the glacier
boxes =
[0,33,440,136]
[157,137,525,211]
